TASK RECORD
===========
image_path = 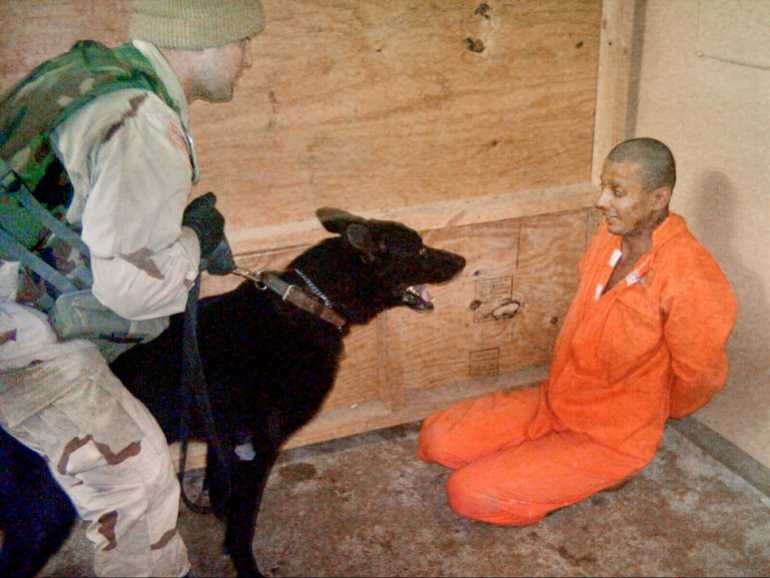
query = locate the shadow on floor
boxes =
[40,423,770,577]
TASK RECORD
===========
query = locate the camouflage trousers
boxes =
[0,341,190,577]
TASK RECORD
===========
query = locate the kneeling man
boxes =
[418,137,737,525]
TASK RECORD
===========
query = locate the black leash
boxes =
[178,275,232,516]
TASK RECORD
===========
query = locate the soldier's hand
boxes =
[182,192,225,258]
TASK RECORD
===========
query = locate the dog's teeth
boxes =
[408,285,432,302]
[404,285,434,310]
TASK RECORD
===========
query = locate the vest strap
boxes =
[0,228,68,310]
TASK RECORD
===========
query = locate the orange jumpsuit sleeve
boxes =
[662,249,737,418]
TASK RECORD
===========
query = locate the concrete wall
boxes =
[632,0,770,467]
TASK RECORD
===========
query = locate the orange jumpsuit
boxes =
[418,213,737,525]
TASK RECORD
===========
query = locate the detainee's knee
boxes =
[446,469,543,526]
[416,423,441,463]
[445,469,500,522]
[417,420,467,469]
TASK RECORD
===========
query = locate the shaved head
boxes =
[607,137,676,193]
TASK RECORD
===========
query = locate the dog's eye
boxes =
[418,247,427,256]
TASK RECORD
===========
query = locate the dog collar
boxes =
[232,267,347,331]
[293,268,334,310]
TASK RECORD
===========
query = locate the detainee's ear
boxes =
[651,185,673,210]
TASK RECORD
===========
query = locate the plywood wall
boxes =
[1,0,606,449]
[1,0,601,251]
[203,0,600,251]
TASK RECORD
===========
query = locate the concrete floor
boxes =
[37,422,770,577]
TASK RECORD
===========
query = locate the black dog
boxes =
[0,208,465,577]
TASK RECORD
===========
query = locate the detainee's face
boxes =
[196,37,253,102]
[596,159,659,237]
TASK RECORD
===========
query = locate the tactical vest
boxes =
[0,40,193,359]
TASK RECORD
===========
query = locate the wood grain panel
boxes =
[504,210,588,369]
[2,0,601,254]
[384,210,588,391]
[198,0,601,245]
[0,0,129,87]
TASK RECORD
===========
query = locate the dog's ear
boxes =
[345,223,379,261]
[317,208,379,260]
[316,207,367,234]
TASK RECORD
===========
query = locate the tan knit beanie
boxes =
[129,0,265,50]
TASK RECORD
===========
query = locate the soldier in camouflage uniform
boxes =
[0,1,265,575]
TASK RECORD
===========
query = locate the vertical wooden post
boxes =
[591,0,642,186]
[376,313,406,412]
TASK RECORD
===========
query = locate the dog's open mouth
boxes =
[402,285,434,311]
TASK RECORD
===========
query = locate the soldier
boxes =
[0,1,265,575]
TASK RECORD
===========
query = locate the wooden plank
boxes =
[376,311,407,412]
[226,182,597,262]
[284,365,549,449]
[201,0,602,250]
[591,0,640,184]
[0,1,128,88]
[503,211,587,371]
[388,218,520,390]
[1,0,602,255]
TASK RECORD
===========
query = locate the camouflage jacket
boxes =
[0,41,200,362]
[0,40,188,311]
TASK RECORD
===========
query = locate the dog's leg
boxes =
[224,449,277,578]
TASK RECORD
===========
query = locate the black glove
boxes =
[182,192,225,258]
[202,237,237,276]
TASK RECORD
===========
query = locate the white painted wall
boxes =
[632,0,770,466]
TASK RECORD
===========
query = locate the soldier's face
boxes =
[195,38,253,103]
